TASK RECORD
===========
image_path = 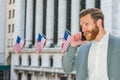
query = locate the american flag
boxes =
[61,30,71,53]
[36,34,46,53]
[13,36,25,53]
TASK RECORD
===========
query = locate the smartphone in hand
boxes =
[80,27,86,41]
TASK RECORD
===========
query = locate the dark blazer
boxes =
[62,34,120,80]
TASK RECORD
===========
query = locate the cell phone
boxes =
[81,32,86,41]
[80,27,86,41]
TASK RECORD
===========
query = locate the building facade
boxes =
[5,0,120,80]
[0,0,6,66]
[0,0,10,80]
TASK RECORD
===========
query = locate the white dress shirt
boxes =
[88,32,109,80]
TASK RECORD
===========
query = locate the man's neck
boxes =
[95,29,106,42]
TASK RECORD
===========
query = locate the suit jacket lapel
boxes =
[77,42,91,80]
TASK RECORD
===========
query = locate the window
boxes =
[66,0,71,31]
[0,71,4,79]
[8,39,10,47]
[39,56,42,66]
[60,77,67,80]
[53,0,58,44]
[13,0,15,3]
[9,10,11,19]
[72,75,76,80]
[24,0,27,39]
[27,74,31,80]
[12,9,15,18]
[18,73,22,80]
[32,0,36,45]
[8,24,11,33]
[12,24,14,32]
[11,39,13,47]
[9,0,12,4]
[43,0,47,36]
[80,0,86,11]
[28,55,31,66]
[95,0,100,9]
[19,55,22,65]
[0,71,10,80]
[50,56,53,67]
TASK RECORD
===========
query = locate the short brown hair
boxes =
[80,8,104,27]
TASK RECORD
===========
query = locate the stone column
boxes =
[71,0,80,34]
[68,74,72,80]
[14,0,25,43]
[57,0,67,46]
[0,0,6,48]
[31,54,39,66]
[31,72,36,80]
[0,0,6,64]
[53,54,62,68]
[35,0,43,40]
[22,72,27,80]
[54,73,59,80]
[39,72,42,80]
[42,73,47,80]
[111,0,120,37]
[25,0,33,47]
[41,54,49,67]
[21,54,28,66]
[101,0,112,33]
[46,0,54,46]
[86,0,95,8]
[10,54,19,80]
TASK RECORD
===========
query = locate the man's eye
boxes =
[85,23,88,26]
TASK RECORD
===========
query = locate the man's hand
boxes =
[70,32,87,47]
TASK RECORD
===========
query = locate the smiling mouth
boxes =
[84,31,90,36]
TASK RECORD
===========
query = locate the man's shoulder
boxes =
[109,33,120,50]
[109,33,120,41]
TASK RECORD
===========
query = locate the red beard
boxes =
[83,25,99,41]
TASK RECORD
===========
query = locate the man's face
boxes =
[80,14,99,41]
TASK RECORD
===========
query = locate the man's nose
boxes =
[82,26,86,32]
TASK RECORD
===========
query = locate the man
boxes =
[62,8,120,80]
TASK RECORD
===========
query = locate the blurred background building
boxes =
[0,0,10,80]
[0,0,120,80]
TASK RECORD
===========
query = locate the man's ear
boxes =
[97,19,102,27]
